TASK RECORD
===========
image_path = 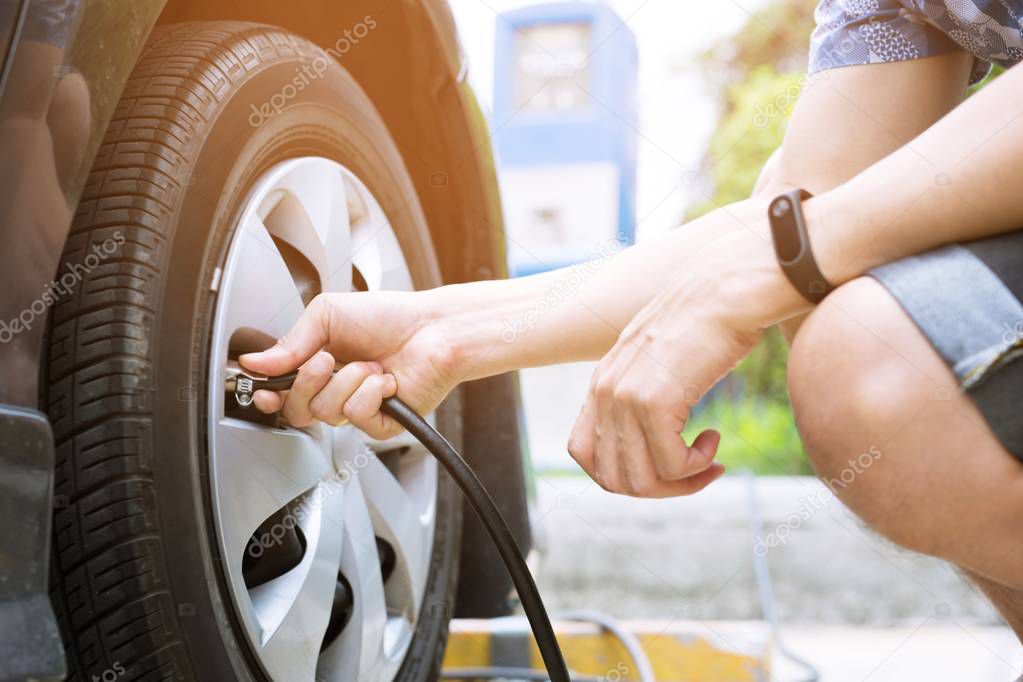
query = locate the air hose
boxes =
[743,471,820,682]
[229,370,571,682]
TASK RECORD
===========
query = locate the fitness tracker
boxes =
[767,188,834,304]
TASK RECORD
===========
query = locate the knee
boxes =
[48,71,91,183]
[789,278,925,452]
[790,278,1023,573]
[787,278,937,548]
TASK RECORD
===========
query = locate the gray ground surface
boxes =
[531,475,1000,626]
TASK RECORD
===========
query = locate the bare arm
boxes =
[765,52,974,195]
[811,61,1023,282]
[243,55,1021,479]
[566,59,1023,496]
[245,52,976,388]
[757,51,973,337]
[437,51,980,377]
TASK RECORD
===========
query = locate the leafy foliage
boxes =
[968,63,1004,96]
[683,1,819,474]
[684,397,812,475]
[700,0,818,85]
[686,66,802,219]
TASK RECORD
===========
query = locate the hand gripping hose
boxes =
[228,370,571,682]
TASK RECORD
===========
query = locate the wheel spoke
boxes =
[208,157,439,682]
[212,419,332,561]
[218,213,307,341]
[318,475,390,682]
[262,159,353,294]
[349,181,414,292]
[359,455,430,621]
[255,487,345,682]
[361,429,427,456]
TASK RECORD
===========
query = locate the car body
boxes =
[0,1,531,679]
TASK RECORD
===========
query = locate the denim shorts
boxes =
[870,231,1023,461]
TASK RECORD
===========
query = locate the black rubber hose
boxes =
[381,396,570,682]
[252,374,303,391]
[441,667,601,682]
[234,372,570,682]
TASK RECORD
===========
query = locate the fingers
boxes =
[253,389,285,414]
[689,429,722,469]
[601,386,717,496]
[307,362,383,426]
[239,294,334,377]
[342,373,400,439]
[570,361,723,498]
[307,362,379,424]
[280,351,336,427]
[567,399,597,479]
[593,381,623,491]
[644,408,715,481]
[645,462,725,498]
[614,405,654,495]
[253,357,401,439]
[571,407,725,498]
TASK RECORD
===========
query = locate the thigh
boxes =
[965,569,1023,642]
[788,271,1023,589]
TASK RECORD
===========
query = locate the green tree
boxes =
[687,66,802,219]
[681,0,817,474]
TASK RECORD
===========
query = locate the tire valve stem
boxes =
[234,376,255,407]
[224,366,258,407]
[225,368,302,408]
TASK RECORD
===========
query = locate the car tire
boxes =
[45,21,461,682]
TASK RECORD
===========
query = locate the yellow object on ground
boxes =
[443,618,772,682]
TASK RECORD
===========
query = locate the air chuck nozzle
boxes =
[224,367,257,407]
[225,369,302,407]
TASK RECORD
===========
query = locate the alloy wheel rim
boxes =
[206,157,438,682]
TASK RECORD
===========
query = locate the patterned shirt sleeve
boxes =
[809,0,990,83]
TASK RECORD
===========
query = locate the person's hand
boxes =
[567,228,803,497]
[239,291,462,439]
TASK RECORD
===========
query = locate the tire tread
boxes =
[47,21,326,682]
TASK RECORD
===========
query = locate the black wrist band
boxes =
[767,188,834,304]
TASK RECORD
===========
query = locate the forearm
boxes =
[616,56,1023,335]
[427,197,772,378]
[429,62,1023,381]
[810,62,1023,284]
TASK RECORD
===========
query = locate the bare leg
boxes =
[966,570,1023,643]
[787,278,1023,640]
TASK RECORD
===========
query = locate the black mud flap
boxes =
[0,406,65,682]
[455,373,534,618]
